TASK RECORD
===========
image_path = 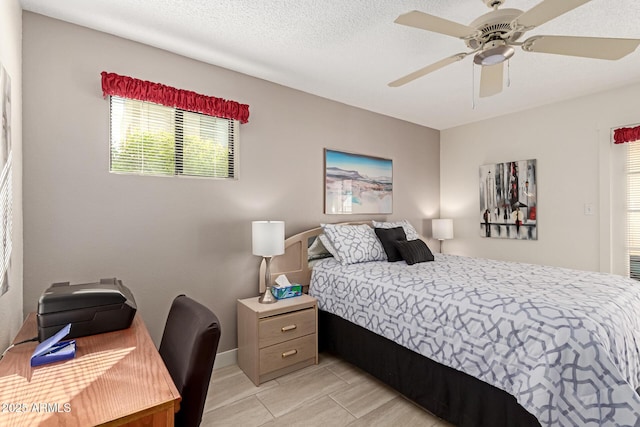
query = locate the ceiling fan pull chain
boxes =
[507,60,511,88]
[471,63,476,109]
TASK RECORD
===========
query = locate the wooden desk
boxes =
[0,313,180,426]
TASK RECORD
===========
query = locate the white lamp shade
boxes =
[432,219,454,240]
[252,221,285,256]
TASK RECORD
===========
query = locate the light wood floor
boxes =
[201,352,454,426]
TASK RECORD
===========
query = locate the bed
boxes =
[263,221,640,427]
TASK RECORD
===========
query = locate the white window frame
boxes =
[628,140,640,279]
[599,121,640,278]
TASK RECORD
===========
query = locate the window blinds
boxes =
[109,96,237,179]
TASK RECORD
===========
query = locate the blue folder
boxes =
[30,323,76,367]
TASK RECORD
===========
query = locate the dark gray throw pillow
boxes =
[374,226,407,262]
[394,239,434,265]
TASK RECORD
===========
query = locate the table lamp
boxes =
[252,220,285,304]
[432,218,453,253]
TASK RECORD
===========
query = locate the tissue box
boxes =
[271,284,302,300]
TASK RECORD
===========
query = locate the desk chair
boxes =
[159,295,221,427]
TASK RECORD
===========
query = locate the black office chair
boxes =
[159,295,221,427]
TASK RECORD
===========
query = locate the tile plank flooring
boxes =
[202,353,454,426]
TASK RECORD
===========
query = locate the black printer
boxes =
[37,278,137,341]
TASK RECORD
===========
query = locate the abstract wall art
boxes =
[479,159,537,240]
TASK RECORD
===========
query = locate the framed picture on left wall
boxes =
[324,149,392,214]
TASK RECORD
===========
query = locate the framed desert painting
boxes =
[324,149,392,215]
[479,159,537,240]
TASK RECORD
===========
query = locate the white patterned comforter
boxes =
[309,254,640,427]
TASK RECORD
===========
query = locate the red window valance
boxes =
[614,125,640,144]
[101,71,250,124]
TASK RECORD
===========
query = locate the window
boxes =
[628,141,640,279]
[109,96,237,179]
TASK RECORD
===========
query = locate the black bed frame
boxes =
[318,310,541,427]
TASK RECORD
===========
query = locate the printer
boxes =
[37,278,137,341]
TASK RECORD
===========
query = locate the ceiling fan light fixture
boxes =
[474,44,515,65]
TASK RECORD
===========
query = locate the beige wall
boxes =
[440,82,640,272]
[22,12,440,352]
[0,0,23,351]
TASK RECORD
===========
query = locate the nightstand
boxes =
[237,294,318,386]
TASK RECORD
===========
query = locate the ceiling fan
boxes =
[389,0,640,97]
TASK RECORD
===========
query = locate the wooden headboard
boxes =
[258,221,370,292]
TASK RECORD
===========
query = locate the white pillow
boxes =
[322,224,387,265]
[372,219,420,241]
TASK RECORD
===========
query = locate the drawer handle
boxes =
[281,324,297,332]
[282,349,298,358]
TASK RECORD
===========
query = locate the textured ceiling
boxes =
[20,0,640,130]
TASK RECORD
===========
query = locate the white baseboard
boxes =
[213,348,237,370]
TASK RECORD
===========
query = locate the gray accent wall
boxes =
[22,12,440,351]
[0,0,24,351]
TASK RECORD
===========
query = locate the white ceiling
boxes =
[19,0,640,130]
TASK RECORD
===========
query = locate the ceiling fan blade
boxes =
[479,63,504,98]
[522,36,640,60]
[513,0,591,30]
[389,53,468,87]
[395,10,479,39]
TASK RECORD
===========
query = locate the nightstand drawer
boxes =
[259,308,315,348]
[259,334,316,375]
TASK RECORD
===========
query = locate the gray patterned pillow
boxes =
[372,220,420,241]
[322,224,387,265]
